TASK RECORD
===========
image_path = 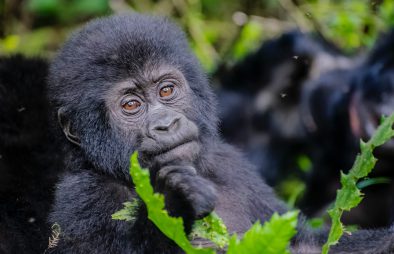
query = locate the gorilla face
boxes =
[349,63,394,150]
[104,65,201,168]
[347,30,394,146]
[49,14,219,177]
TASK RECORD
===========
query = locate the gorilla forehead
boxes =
[49,14,211,111]
[61,14,192,68]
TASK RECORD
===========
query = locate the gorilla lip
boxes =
[149,140,200,165]
[149,139,198,156]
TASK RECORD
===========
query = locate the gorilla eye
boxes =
[159,85,174,98]
[122,99,141,113]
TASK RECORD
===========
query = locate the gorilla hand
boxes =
[155,165,217,223]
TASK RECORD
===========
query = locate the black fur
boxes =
[0,55,63,253]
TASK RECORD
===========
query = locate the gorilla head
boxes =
[49,14,219,178]
[299,30,394,226]
[349,31,394,149]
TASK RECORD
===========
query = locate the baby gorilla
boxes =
[47,14,286,253]
[47,14,394,254]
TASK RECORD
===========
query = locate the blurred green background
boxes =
[1,0,394,72]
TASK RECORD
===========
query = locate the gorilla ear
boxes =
[57,107,81,146]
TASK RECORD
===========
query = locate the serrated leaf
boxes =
[322,113,394,254]
[370,114,394,147]
[128,152,215,254]
[227,211,299,254]
[335,173,363,210]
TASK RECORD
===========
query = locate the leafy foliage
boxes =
[3,1,393,69]
[231,20,264,60]
[379,0,394,27]
[111,200,139,222]
[191,213,229,249]
[27,0,109,23]
[276,178,305,208]
[113,152,299,253]
[322,113,394,254]
[300,0,394,51]
[227,211,299,254]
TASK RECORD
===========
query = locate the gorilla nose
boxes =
[149,115,181,137]
[154,117,180,132]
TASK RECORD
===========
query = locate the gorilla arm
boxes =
[48,142,288,254]
[48,170,182,254]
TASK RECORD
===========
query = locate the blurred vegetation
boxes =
[1,0,394,72]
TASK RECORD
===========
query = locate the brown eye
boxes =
[122,100,141,111]
[159,86,174,97]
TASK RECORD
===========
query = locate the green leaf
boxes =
[191,212,229,248]
[112,200,139,222]
[379,0,394,26]
[1,35,20,53]
[297,154,312,173]
[232,20,264,60]
[227,211,299,254]
[335,173,363,210]
[356,177,391,189]
[307,218,324,229]
[322,113,394,254]
[276,178,305,208]
[301,0,383,51]
[128,153,215,254]
[27,0,60,15]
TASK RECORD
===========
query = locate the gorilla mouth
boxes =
[151,139,198,156]
[349,92,394,151]
[349,93,377,139]
[144,139,201,166]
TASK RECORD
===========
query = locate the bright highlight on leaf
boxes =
[322,113,394,254]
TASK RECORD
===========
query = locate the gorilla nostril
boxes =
[170,117,180,130]
[154,125,169,132]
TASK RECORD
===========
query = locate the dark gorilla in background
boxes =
[300,30,394,227]
[0,56,63,253]
[214,31,355,185]
[45,14,394,254]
